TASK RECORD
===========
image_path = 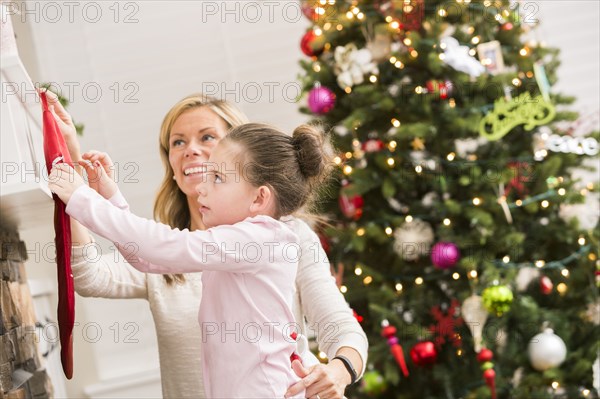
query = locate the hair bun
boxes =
[292,124,330,179]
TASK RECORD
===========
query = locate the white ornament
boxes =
[454,137,487,158]
[559,202,600,231]
[421,192,439,208]
[528,328,567,371]
[440,36,485,77]
[461,295,489,353]
[516,267,541,292]
[334,43,379,89]
[393,219,434,261]
[546,134,599,156]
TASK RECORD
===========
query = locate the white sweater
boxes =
[71,197,368,398]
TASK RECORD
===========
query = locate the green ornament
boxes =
[482,285,514,316]
[546,176,559,188]
[481,361,494,370]
[361,370,388,395]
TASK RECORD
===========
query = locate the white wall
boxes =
[7,1,599,397]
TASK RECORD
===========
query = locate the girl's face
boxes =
[168,107,229,198]
[196,143,259,228]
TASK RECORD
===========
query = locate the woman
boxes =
[47,91,367,398]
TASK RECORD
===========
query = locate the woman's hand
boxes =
[80,150,118,200]
[286,359,350,399]
[49,163,85,204]
[41,89,79,147]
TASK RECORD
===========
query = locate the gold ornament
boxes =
[411,137,425,151]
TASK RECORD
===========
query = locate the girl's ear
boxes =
[249,185,276,215]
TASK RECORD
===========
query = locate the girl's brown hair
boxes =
[223,123,334,218]
[154,93,249,284]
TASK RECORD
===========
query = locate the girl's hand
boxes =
[80,150,118,199]
[286,359,349,399]
[48,163,85,204]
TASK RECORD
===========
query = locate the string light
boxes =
[535,260,545,268]
[385,227,393,235]
[405,215,413,222]
[578,236,586,246]
[558,188,566,195]
[468,270,478,279]
[471,36,481,44]
[404,38,412,46]
[356,228,366,236]
[389,56,397,64]
[391,118,401,127]
[369,75,378,83]
[318,351,328,360]
[323,22,331,31]
[355,267,363,276]
[473,197,482,206]
[415,86,424,94]
[439,53,446,61]
[390,20,400,30]
[556,283,567,295]
[515,199,523,206]
[410,49,419,58]
[357,12,364,20]
[385,16,393,23]
[452,273,460,280]
[551,381,560,390]
[312,63,321,72]
[415,165,423,173]
[586,182,594,190]
[363,276,373,285]
[438,8,447,17]
[503,256,510,263]
[582,389,591,396]
[561,269,569,277]
[443,218,451,226]
[447,152,456,161]
[387,158,396,167]
[340,285,347,293]
[469,49,477,56]
[394,61,404,69]
[541,200,549,208]
[346,11,353,19]
[388,141,397,151]
[449,98,456,108]
[336,24,343,31]
[512,78,522,87]
[415,277,424,285]
[344,86,352,94]
[345,151,353,159]
[333,156,342,165]
[395,283,403,292]
[519,47,529,56]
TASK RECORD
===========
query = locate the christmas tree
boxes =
[297,1,599,398]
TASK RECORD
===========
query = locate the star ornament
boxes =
[411,137,426,151]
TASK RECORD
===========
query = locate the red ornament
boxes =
[504,161,533,197]
[501,22,513,31]
[381,321,410,376]
[477,348,494,363]
[540,276,553,295]
[301,0,320,22]
[483,368,497,399]
[300,30,324,57]
[318,233,330,255]
[477,348,497,399]
[362,139,385,153]
[353,310,364,323]
[338,185,364,220]
[425,80,452,100]
[428,299,464,347]
[410,341,437,366]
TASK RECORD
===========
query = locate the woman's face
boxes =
[168,107,229,198]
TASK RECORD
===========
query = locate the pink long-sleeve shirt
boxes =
[66,185,304,398]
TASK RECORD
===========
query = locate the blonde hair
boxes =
[154,93,249,284]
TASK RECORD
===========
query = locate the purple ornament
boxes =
[431,242,460,269]
[308,86,336,115]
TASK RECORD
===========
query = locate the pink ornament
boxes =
[308,86,336,115]
[431,242,460,269]
[362,139,385,153]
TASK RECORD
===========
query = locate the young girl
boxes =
[49,123,333,398]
